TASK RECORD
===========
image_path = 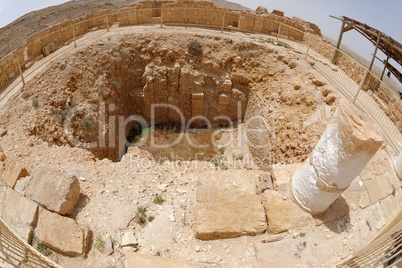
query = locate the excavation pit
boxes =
[24,29,327,166]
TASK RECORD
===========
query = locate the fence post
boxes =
[160,8,163,28]
[221,12,225,33]
[304,39,311,60]
[277,23,282,40]
[106,15,109,32]
[16,58,25,86]
[353,32,381,104]
[353,70,367,104]
[73,24,77,48]
[332,19,346,64]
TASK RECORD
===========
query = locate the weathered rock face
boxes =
[125,252,198,268]
[263,190,311,233]
[291,99,384,214]
[25,167,80,215]
[35,209,90,257]
[194,172,266,240]
[0,144,7,162]
[0,182,38,242]
[1,162,29,189]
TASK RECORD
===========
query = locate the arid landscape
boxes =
[0,1,401,268]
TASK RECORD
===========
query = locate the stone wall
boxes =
[0,0,321,94]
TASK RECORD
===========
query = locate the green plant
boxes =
[218,147,225,155]
[61,106,73,119]
[94,236,105,251]
[135,206,147,224]
[275,40,290,48]
[148,215,155,222]
[238,41,258,51]
[300,232,306,238]
[210,156,228,170]
[32,99,39,108]
[31,234,52,256]
[80,115,95,129]
[0,130,7,137]
[188,40,203,56]
[153,195,165,205]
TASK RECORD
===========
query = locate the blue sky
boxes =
[0,0,401,70]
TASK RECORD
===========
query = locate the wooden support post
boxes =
[16,59,25,86]
[354,31,381,104]
[221,12,225,33]
[73,24,77,48]
[380,56,390,81]
[332,19,346,64]
[304,41,311,60]
[277,23,282,40]
[368,33,381,71]
[160,8,163,28]
[106,16,109,32]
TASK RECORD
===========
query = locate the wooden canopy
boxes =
[341,16,402,84]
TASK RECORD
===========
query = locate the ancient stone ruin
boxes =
[0,0,401,267]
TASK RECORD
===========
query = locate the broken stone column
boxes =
[291,99,383,214]
[394,152,402,179]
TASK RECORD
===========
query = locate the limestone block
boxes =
[344,190,370,210]
[272,9,284,17]
[35,209,90,257]
[26,167,80,215]
[375,174,395,198]
[194,173,266,240]
[256,6,268,15]
[191,93,204,117]
[263,190,311,233]
[14,175,32,196]
[364,175,382,204]
[1,161,29,189]
[1,187,38,242]
[41,43,55,57]
[222,79,232,93]
[292,99,383,214]
[125,252,198,268]
[218,93,231,110]
[393,152,402,179]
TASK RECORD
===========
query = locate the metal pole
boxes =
[106,16,109,32]
[73,24,77,48]
[332,19,346,64]
[16,58,25,86]
[221,12,225,33]
[354,32,381,104]
[277,23,282,40]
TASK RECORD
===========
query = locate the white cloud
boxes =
[0,5,5,12]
